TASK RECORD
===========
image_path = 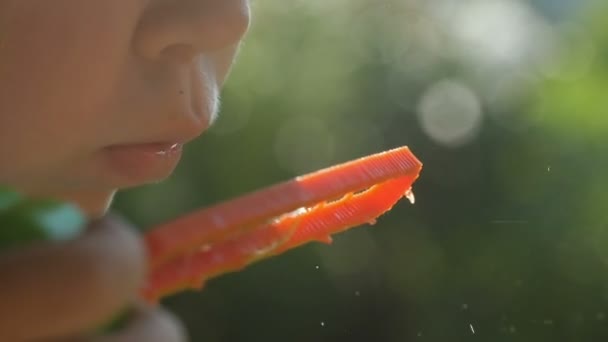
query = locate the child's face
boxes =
[0,1,250,216]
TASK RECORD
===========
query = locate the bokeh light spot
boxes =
[417,79,482,147]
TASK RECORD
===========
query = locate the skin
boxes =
[0,0,250,340]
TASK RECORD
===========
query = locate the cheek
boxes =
[0,2,140,183]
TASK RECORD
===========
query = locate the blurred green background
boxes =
[115,0,608,341]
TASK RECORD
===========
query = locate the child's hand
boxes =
[0,214,187,341]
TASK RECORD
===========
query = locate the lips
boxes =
[103,142,184,186]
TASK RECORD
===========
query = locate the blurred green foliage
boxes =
[115,1,608,341]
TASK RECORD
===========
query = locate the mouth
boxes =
[102,142,184,187]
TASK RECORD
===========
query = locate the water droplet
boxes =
[315,265,320,270]
[252,245,274,256]
[469,324,475,334]
[320,321,325,327]
[277,207,309,221]
[291,207,309,217]
[405,189,416,204]
[547,165,551,172]
[316,235,333,244]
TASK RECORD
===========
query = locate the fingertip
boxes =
[93,304,188,342]
[71,214,148,317]
[0,214,148,340]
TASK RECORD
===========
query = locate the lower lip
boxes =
[103,143,183,185]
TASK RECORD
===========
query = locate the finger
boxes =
[0,214,146,341]
[86,304,187,342]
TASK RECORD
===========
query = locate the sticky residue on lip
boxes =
[153,143,183,156]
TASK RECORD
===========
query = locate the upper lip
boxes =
[108,60,217,149]
[111,110,212,148]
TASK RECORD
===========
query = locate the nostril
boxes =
[160,44,197,64]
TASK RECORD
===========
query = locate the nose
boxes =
[133,0,251,63]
